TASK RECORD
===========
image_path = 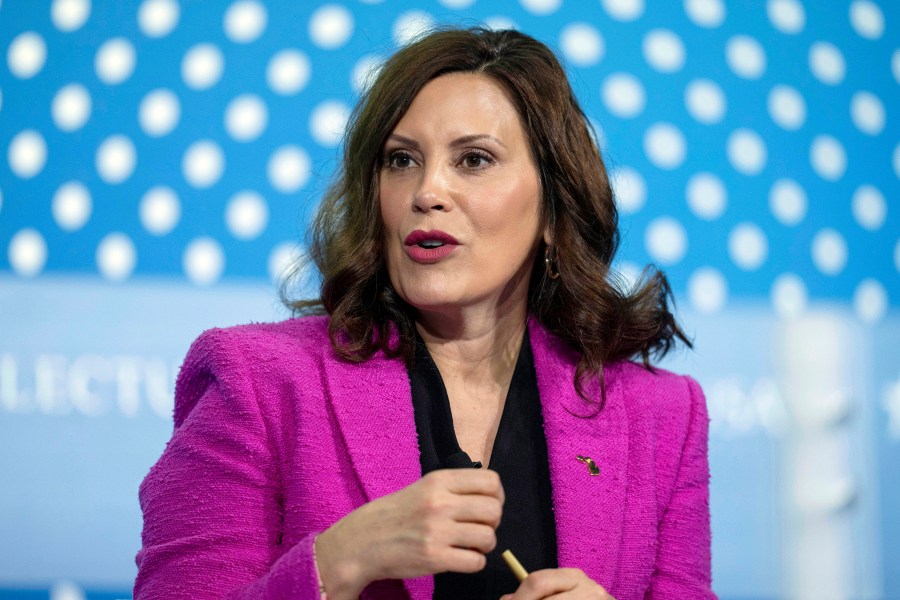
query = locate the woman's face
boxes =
[379,72,544,316]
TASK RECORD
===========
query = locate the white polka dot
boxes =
[183,237,225,286]
[771,273,807,318]
[139,88,180,137]
[437,0,475,6]
[767,0,805,33]
[225,190,269,240]
[601,0,644,21]
[643,29,685,73]
[611,166,646,214]
[588,117,606,152]
[49,581,85,600]
[225,94,268,142]
[726,35,766,79]
[686,172,727,220]
[812,229,847,275]
[7,32,47,79]
[809,42,845,85]
[767,85,806,130]
[602,73,645,119]
[769,178,807,225]
[138,0,179,38]
[52,0,91,32]
[850,91,885,135]
[96,233,136,282]
[182,140,224,188]
[810,135,846,181]
[684,0,725,28]
[560,23,604,67]
[613,261,642,291]
[268,145,311,193]
[645,217,687,265]
[223,0,267,44]
[8,130,47,179]
[895,144,900,179]
[52,83,92,132]
[392,11,434,46]
[140,186,180,235]
[310,101,350,148]
[851,185,886,230]
[519,0,562,16]
[853,279,887,323]
[268,242,302,283]
[849,1,884,40]
[351,54,383,94]
[181,44,224,90]
[893,49,900,85]
[727,129,767,175]
[52,181,91,231]
[267,49,311,95]
[643,123,686,170]
[483,16,518,31]
[96,135,136,184]
[309,4,354,49]
[95,38,136,85]
[684,79,726,124]
[728,223,768,270]
[688,267,728,314]
[8,228,47,277]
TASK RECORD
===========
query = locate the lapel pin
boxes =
[576,455,600,476]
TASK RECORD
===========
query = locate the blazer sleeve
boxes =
[134,329,322,599]
[646,376,717,599]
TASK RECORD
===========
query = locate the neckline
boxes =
[413,329,530,470]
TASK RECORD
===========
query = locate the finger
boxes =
[450,495,503,527]
[438,546,488,574]
[433,468,504,499]
[448,522,497,554]
[513,569,579,599]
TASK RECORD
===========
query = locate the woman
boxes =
[135,27,714,600]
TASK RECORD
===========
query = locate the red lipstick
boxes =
[403,229,459,263]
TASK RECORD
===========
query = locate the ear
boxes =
[542,225,553,246]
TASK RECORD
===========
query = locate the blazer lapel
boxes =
[529,320,629,590]
[321,345,433,600]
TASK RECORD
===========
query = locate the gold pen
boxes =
[501,549,529,582]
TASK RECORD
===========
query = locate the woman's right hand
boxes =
[314,468,505,599]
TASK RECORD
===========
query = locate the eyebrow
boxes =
[385,133,507,149]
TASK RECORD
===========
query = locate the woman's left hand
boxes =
[499,568,616,600]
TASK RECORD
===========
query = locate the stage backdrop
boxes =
[1,0,898,598]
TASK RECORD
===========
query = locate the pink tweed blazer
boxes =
[135,316,714,599]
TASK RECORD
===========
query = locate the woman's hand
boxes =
[314,468,504,599]
[499,568,616,600]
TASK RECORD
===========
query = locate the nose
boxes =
[412,164,451,213]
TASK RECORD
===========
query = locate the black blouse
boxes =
[407,330,558,599]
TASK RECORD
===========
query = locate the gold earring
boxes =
[544,245,560,280]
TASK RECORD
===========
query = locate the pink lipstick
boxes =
[404,229,459,263]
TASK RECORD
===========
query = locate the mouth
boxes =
[403,229,459,263]
[404,229,460,248]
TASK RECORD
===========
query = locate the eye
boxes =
[384,150,415,170]
[460,150,493,169]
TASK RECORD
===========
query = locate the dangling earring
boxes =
[544,245,560,280]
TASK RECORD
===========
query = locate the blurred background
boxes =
[0,0,897,598]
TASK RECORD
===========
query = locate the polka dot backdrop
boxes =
[0,0,897,323]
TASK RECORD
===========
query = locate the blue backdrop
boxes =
[1,0,897,598]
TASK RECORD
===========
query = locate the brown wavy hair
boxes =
[286,26,690,404]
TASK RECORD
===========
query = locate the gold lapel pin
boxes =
[576,455,600,476]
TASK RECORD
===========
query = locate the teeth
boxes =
[419,240,444,248]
